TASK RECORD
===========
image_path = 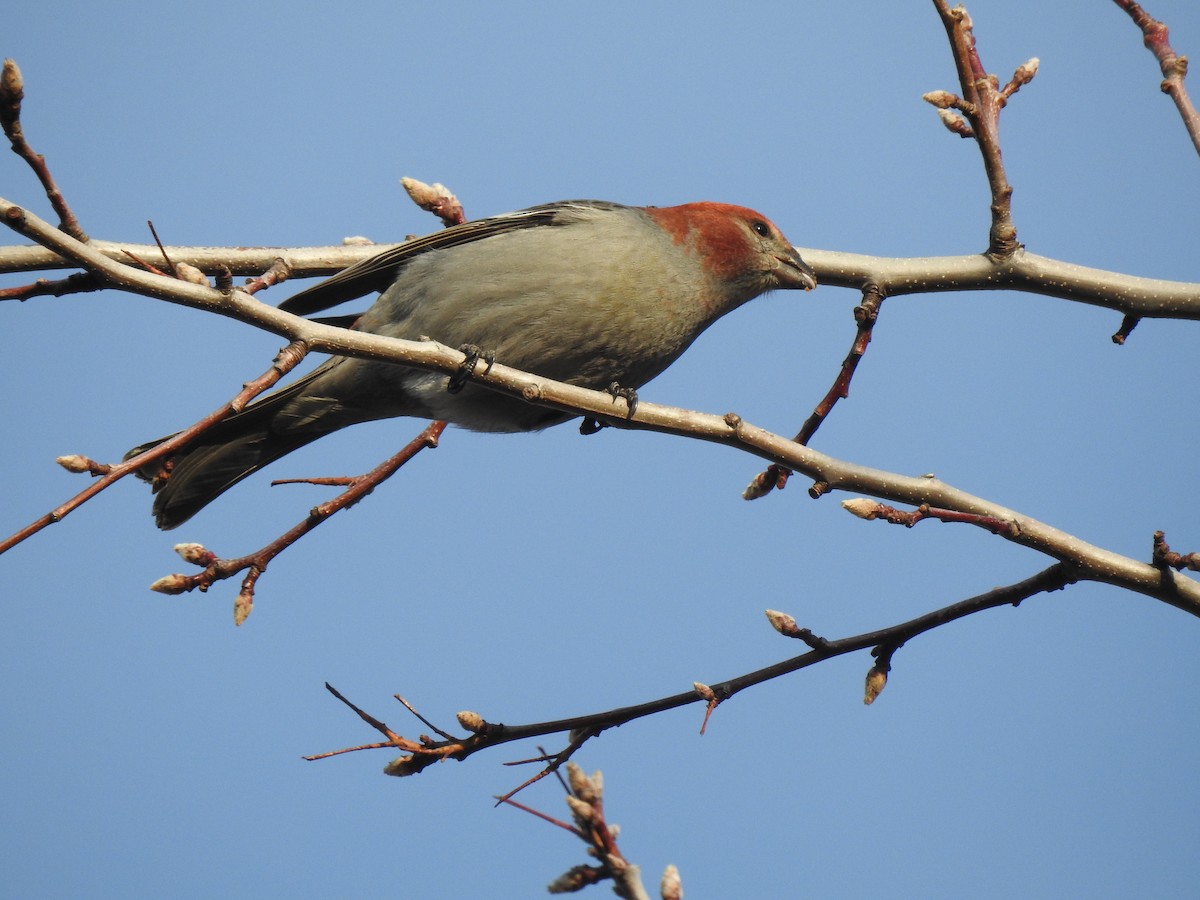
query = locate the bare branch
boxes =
[0,59,87,241]
[1113,0,1200,154]
[146,421,447,624]
[930,1,1029,257]
[308,565,1080,775]
[0,341,308,555]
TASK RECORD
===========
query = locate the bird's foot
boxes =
[448,344,495,394]
[606,382,638,418]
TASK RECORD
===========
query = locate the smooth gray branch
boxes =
[3,237,1199,322]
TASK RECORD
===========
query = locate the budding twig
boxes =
[929,2,1032,259]
[0,340,309,556]
[744,286,885,500]
[1113,0,1200,155]
[149,419,448,624]
[307,564,1077,776]
[0,58,87,241]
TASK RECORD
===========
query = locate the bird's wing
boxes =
[278,200,627,316]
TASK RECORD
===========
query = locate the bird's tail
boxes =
[126,372,344,531]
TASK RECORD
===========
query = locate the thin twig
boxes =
[0,341,308,556]
[308,564,1078,774]
[744,286,885,500]
[1113,0,1200,155]
[149,420,448,624]
[0,59,87,240]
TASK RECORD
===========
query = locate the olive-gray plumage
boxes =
[129,200,815,528]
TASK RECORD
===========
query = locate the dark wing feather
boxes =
[278,200,627,316]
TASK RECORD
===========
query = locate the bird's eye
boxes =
[751,220,771,237]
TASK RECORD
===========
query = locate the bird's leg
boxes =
[448,344,496,394]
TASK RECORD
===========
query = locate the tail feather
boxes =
[125,374,345,530]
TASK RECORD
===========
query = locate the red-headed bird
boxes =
[128,200,816,528]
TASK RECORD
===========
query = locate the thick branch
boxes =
[6,236,1197,323]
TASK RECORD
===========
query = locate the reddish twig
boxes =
[1113,0,1200,155]
[0,59,87,241]
[1152,530,1200,572]
[0,341,309,556]
[840,497,1021,537]
[0,271,100,301]
[744,287,884,500]
[501,762,651,899]
[928,1,1037,259]
[149,420,448,624]
[241,257,293,295]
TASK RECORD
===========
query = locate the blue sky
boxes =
[2,2,1198,897]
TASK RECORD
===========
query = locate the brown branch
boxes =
[307,564,1077,775]
[840,497,1020,537]
[1113,0,1200,155]
[744,286,884,500]
[0,341,309,556]
[0,270,99,301]
[0,59,87,241]
[929,1,1034,259]
[1153,530,1200,573]
[147,420,447,624]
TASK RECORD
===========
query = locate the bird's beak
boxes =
[775,247,817,291]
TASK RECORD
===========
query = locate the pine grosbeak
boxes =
[130,199,816,528]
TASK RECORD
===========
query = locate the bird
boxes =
[127,199,816,529]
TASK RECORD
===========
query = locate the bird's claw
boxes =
[579,417,605,435]
[606,382,638,418]
[448,344,495,394]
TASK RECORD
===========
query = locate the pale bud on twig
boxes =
[864,665,888,705]
[174,262,209,286]
[922,90,959,109]
[547,866,593,893]
[937,109,975,138]
[692,682,716,702]
[1013,57,1039,86]
[55,454,92,473]
[149,573,191,595]
[383,754,423,777]
[565,794,595,823]
[400,176,465,226]
[765,608,798,635]
[567,761,601,803]
[233,590,253,627]
[841,498,880,520]
[456,710,486,733]
[1,59,24,128]
[661,864,683,900]
[173,542,216,566]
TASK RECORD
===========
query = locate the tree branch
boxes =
[1113,0,1200,155]
[3,199,1197,616]
[309,564,1079,778]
